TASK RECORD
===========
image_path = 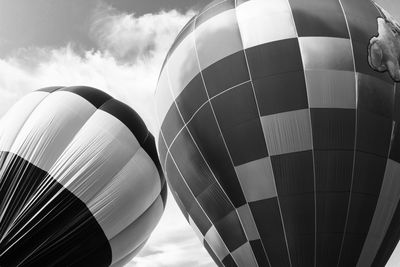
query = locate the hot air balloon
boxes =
[155,0,400,266]
[0,86,166,267]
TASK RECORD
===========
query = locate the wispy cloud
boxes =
[0,4,193,133]
[90,3,193,61]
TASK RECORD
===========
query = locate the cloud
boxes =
[90,3,194,61]
[0,5,193,133]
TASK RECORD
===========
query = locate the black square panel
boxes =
[211,81,258,129]
[254,71,308,116]
[311,108,356,150]
[271,150,314,196]
[314,150,353,192]
[161,103,185,147]
[175,74,208,122]
[338,233,366,267]
[346,193,378,235]
[390,122,400,163]
[316,233,344,267]
[288,0,349,38]
[339,193,378,266]
[165,155,196,213]
[280,195,315,267]
[356,110,392,157]
[249,198,291,267]
[221,119,268,166]
[352,151,386,196]
[280,194,315,235]
[214,210,247,252]
[286,234,315,267]
[249,240,270,267]
[352,41,394,84]
[188,103,246,207]
[170,127,215,197]
[196,0,235,28]
[340,0,381,43]
[188,199,212,236]
[197,182,234,223]
[222,254,238,267]
[316,192,348,233]
[246,38,303,80]
[202,50,250,97]
[357,73,394,118]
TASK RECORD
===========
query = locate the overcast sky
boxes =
[0,0,399,267]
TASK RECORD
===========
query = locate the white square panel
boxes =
[235,157,277,202]
[261,109,313,155]
[299,37,354,71]
[195,9,243,70]
[167,31,200,98]
[236,0,297,49]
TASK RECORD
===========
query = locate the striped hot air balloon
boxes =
[0,86,166,267]
[155,0,400,266]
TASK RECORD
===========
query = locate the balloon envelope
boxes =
[0,86,166,266]
[155,0,400,266]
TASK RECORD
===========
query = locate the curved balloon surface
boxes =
[155,0,400,266]
[0,86,166,267]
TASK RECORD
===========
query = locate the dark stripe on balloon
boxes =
[97,98,167,186]
[0,151,112,267]
[99,98,149,144]
[59,86,113,108]
[142,134,165,184]
[160,182,168,207]
[36,86,64,93]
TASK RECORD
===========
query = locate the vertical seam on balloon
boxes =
[190,10,249,265]
[233,0,280,266]
[336,1,359,266]
[281,1,319,265]
[285,3,318,265]
[230,1,267,265]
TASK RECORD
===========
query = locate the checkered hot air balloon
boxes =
[0,86,167,267]
[155,0,400,266]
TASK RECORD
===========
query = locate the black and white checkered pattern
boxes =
[0,86,166,266]
[155,0,400,266]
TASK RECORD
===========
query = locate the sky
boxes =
[0,0,399,267]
